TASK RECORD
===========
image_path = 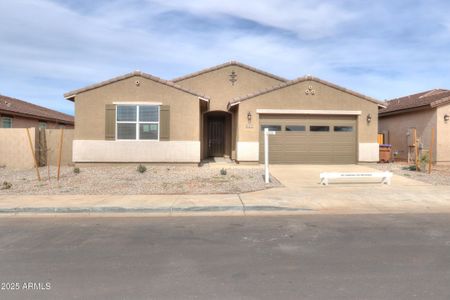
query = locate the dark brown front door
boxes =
[208,117,225,157]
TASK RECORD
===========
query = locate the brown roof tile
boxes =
[172,61,288,83]
[64,71,209,101]
[0,95,74,124]
[228,75,385,108]
[379,89,450,115]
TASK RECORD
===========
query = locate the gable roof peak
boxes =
[172,61,288,83]
[228,75,384,108]
[64,71,209,101]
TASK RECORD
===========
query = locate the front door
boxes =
[208,117,225,157]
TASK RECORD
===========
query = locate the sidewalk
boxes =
[1,184,449,216]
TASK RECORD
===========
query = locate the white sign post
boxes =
[264,128,276,183]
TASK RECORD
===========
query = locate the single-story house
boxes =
[64,61,384,164]
[0,94,74,129]
[379,89,450,164]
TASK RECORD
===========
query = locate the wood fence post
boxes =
[57,128,64,181]
[26,128,41,181]
[429,128,434,174]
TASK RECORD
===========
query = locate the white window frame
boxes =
[2,117,13,128]
[116,105,160,141]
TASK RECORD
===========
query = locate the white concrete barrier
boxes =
[320,171,393,186]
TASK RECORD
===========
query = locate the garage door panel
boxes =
[259,114,357,164]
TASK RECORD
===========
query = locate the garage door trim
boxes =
[256,109,362,115]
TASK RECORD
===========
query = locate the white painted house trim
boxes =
[113,101,163,105]
[256,109,362,115]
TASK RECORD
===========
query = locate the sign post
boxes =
[264,128,276,183]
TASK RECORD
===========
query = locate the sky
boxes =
[1,0,449,115]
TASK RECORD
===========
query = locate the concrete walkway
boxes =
[1,164,449,216]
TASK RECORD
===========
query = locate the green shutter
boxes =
[105,104,116,140]
[159,105,170,141]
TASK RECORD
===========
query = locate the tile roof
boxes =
[228,75,385,108]
[64,71,209,101]
[0,95,74,124]
[172,61,288,83]
[379,89,450,115]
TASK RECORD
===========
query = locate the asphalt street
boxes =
[1,214,450,299]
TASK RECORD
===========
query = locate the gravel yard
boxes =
[372,162,450,185]
[0,165,281,195]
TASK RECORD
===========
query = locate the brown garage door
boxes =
[259,114,357,164]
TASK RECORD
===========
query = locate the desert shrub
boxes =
[137,164,147,174]
[1,181,12,190]
[419,152,430,164]
[220,168,227,176]
[73,167,80,174]
[407,165,417,171]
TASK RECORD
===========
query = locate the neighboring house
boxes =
[64,61,384,164]
[379,89,450,164]
[0,95,74,129]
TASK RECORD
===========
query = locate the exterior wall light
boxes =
[367,114,372,123]
[444,114,449,122]
[247,112,252,122]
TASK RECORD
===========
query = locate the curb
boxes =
[0,206,314,214]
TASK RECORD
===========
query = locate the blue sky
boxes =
[1,0,449,115]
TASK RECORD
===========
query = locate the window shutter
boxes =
[159,105,170,141]
[105,104,116,140]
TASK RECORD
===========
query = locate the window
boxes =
[39,121,47,129]
[1,117,12,128]
[286,125,305,131]
[334,126,353,132]
[310,125,330,132]
[260,125,281,131]
[116,105,159,140]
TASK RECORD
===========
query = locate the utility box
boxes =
[379,144,392,163]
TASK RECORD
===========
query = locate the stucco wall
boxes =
[0,128,36,169]
[74,76,201,141]
[176,65,285,112]
[236,80,379,162]
[176,65,284,160]
[437,103,450,163]
[379,109,437,161]
[0,128,74,169]
[45,129,74,166]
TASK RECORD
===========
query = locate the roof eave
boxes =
[63,71,210,101]
[379,105,432,117]
[229,75,383,107]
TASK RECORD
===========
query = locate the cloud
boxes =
[146,0,356,39]
[0,0,449,115]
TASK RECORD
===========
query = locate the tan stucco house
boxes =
[379,89,450,164]
[64,61,384,164]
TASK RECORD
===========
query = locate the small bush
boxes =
[73,167,80,174]
[220,168,227,176]
[137,164,147,174]
[419,153,430,164]
[1,181,12,190]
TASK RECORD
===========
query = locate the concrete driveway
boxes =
[240,164,450,215]
[269,164,428,188]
